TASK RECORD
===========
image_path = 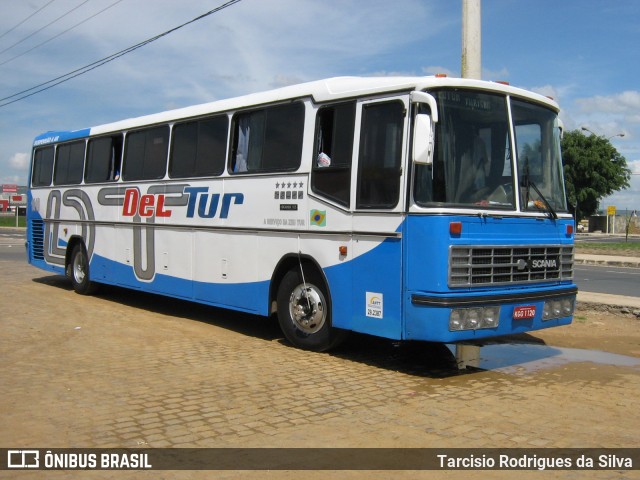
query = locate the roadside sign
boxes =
[607,205,616,216]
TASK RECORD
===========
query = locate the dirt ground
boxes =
[576,244,640,258]
[532,305,640,357]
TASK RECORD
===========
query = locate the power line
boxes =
[0,0,126,67]
[0,0,57,41]
[0,0,90,56]
[0,0,242,108]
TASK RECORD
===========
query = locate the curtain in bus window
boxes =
[232,103,303,174]
[356,101,404,209]
[234,116,250,172]
[86,136,122,183]
[233,113,265,173]
[311,102,355,207]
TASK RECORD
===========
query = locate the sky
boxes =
[0,0,639,212]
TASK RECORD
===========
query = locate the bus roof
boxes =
[34,76,560,145]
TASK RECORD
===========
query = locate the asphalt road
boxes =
[0,229,26,262]
[575,234,640,244]
[574,264,640,298]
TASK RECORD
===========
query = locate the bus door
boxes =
[349,96,409,339]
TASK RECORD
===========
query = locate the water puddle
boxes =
[447,343,640,374]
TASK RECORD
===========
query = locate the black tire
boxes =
[69,243,98,295]
[276,267,347,352]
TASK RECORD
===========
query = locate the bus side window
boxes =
[86,135,123,183]
[229,102,304,174]
[170,115,228,178]
[123,126,169,181]
[32,146,55,187]
[356,101,405,209]
[54,141,86,185]
[311,102,355,207]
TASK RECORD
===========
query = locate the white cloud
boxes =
[600,159,640,210]
[627,159,640,175]
[564,91,640,164]
[575,91,640,116]
[9,152,29,170]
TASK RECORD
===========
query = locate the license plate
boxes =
[513,305,536,320]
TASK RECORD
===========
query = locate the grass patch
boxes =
[575,241,640,257]
[0,216,26,227]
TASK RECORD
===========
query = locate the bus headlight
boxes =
[449,306,500,331]
[542,296,575,321]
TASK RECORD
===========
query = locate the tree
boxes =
[561,130,631,222]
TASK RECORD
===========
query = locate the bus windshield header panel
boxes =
[413,88,567,215]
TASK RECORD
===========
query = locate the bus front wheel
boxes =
[69,243,98,295]
[276,268,346,352]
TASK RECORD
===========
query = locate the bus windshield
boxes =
[413,89,567,214]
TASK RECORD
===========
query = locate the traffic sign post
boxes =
[9,194,24,227]
[607,206,617,235]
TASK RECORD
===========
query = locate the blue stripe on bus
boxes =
[85,235,405,338]
[325,235,403,339]
[88,252,269,315]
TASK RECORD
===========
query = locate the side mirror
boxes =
[413,113,435,165]
[557,118,564,139]
[410,91,438,165]
[410,91,439,122]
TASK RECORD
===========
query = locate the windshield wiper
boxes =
[522,157,558,219]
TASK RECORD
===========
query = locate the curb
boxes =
[575,258,640,269]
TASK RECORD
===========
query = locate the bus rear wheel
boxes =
[276,268,346,352]
[69,243,98,295]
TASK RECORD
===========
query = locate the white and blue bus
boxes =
[27,76,576,351]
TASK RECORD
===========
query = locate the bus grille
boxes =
[449,245,574,288]
[30,220,45,260]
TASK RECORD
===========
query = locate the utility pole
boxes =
[461,0,482,79]
[457,0,482,370]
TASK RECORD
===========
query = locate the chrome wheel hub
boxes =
[73,253,86,284]
[289,284,326,334]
